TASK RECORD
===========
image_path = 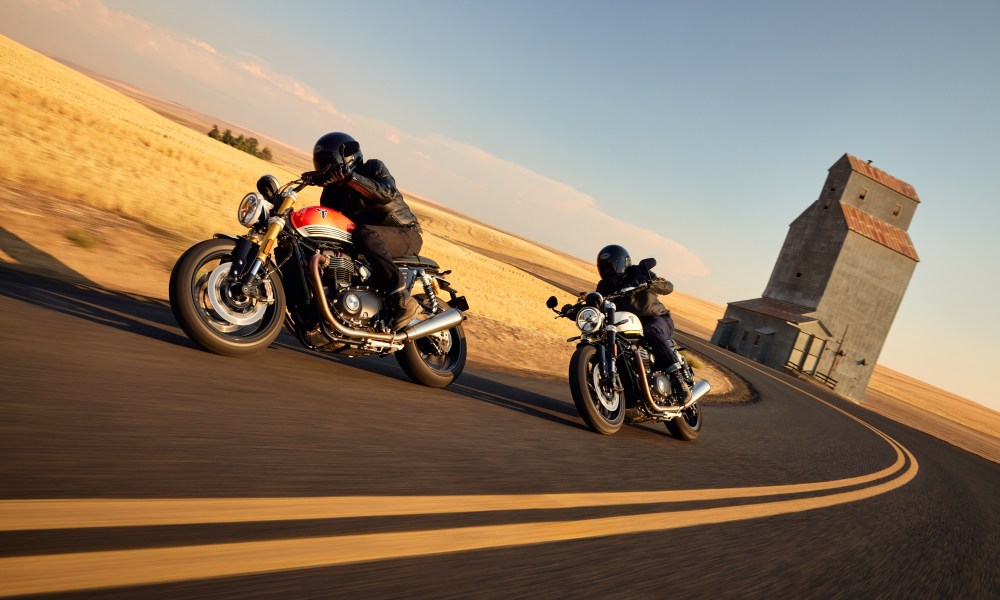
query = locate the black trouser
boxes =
[640,314,677,371]
[352,224,423,296]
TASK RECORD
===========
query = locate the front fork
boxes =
[233,194,294,293]
[598,333,622,392]
[225,206,291,300]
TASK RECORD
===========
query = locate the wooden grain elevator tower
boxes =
[710,154,920,400]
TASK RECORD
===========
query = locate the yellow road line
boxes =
[0,447,902,531]
[0,357,908,533]
[0,443,917,597]
[0,342,921,597]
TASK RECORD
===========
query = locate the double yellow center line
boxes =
[0,357,918,596]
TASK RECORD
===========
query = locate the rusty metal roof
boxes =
[846,155,920,202]
[728,298,817,323]
[840,203,920,261]
[728,298,832,338]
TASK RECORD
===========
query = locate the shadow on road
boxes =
[0,231,186,347]
[0,236,583,432]
[446,372,586,431]
[276,342,586,432]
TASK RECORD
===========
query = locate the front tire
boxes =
[569,344,624,435]
[395,297,467,388]
[169,238,286,357]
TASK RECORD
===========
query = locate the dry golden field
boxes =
[1,34,996,462]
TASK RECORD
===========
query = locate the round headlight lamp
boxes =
[237,193,264,227]
[575,306,604,333]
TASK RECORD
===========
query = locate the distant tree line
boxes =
[208,125,273,161]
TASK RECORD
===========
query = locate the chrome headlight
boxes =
[576,306,604,333]
[237,193,264,227]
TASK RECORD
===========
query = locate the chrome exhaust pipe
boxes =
[399,308,464,341]
[685,379,711,409]
[309,253,463,344]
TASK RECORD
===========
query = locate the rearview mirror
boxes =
[546,296,558,309]
[256,174,280,200]
[639,257,656,270]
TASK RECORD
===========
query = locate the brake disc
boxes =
[205,262,269,327]
[591,367,621,411]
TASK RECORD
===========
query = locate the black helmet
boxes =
[313,132,363,173]
[597,244,631,281]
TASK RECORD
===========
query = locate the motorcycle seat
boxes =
[394,255,440,269]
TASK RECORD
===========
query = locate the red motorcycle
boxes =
[169,174,469,387]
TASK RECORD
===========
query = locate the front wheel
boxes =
[169,238,286,357]
[395,297,467,388]
[569,344,624,435]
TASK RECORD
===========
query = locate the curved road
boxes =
[1,266,997,599]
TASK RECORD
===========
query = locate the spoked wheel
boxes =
[169,238,286,356]
[569,344,624,434]
[395,296,467,388]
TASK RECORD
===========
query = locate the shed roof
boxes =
[840,203,920,261]
[845,155,920,202]
[728,298,817,323]
[728,298,832,339]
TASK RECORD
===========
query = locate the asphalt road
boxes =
[1,265,998,599]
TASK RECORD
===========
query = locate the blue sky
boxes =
[3,0,998,411]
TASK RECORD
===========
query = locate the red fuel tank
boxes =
[290,206,355,243]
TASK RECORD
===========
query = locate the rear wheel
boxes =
[169,238,286,357]
[569,344,624,435]
[395,297,467,388]
[665,383,703,441]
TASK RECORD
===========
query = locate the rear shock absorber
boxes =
[418,270,442,314]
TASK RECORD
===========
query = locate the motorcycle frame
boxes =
[215,201,465,356]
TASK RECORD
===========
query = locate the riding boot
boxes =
[670,371,690,405]
[390,290,421,330]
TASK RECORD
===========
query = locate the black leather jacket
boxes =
[596,265,673,318]
[320,159,420,229]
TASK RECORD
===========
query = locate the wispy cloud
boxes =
[187,38,218,55]
[237,59,338,116]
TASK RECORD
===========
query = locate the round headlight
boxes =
[576,306,604,333]
[237,193,263,227]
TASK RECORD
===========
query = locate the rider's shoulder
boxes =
[359,158,390,176]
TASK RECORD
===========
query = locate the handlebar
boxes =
[606,281,649,301]
[278,179,309,195]
[548,281,650,319]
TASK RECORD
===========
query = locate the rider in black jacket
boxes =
[595,244,678,373]
[303,132,422,329]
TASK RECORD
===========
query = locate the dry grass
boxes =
[0,35,319,240]
[1,34,997,461]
